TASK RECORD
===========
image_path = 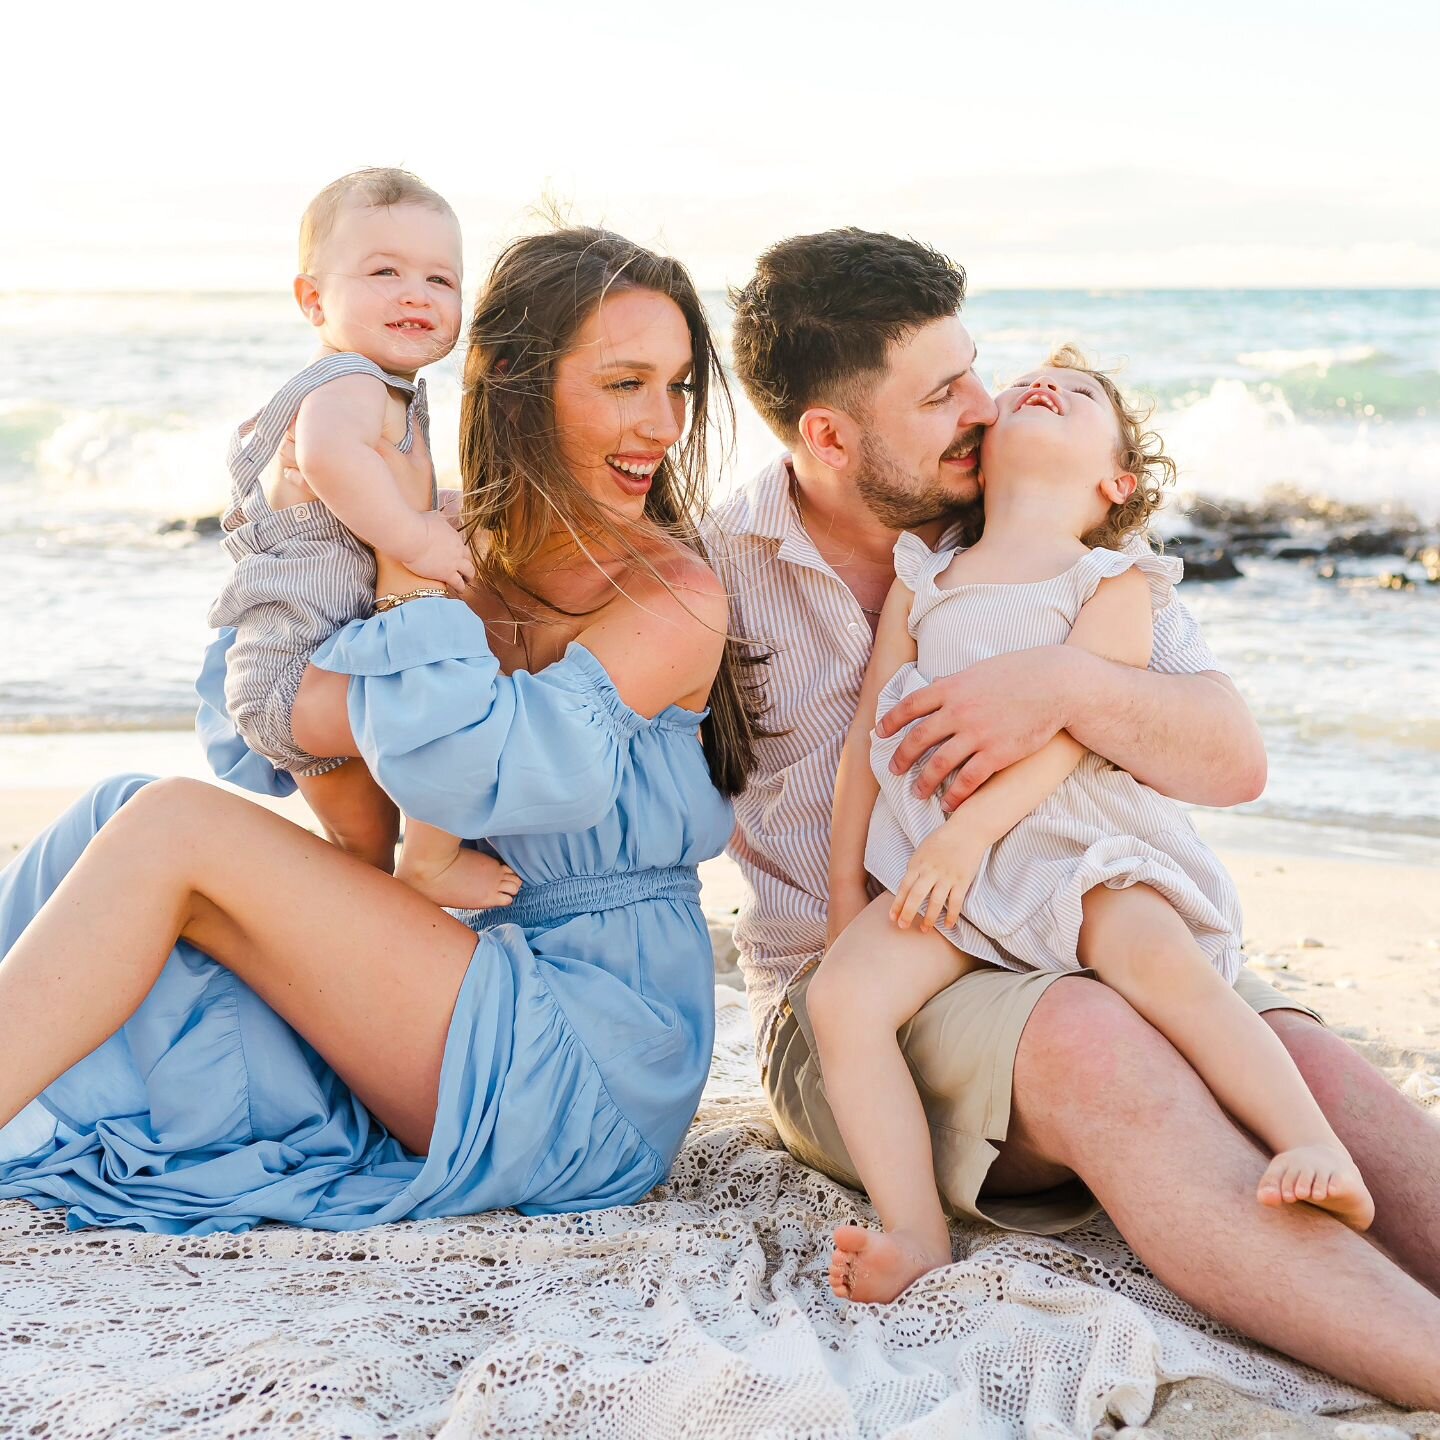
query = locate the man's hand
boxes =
[876,647,1074,811]
[890,823,986,933]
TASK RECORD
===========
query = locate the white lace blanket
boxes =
[0,987,1382,1438]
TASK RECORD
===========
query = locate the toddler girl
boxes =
[208,168,519,908]
[812,346,1370,1305]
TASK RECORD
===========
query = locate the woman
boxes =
[0,228,758,1235]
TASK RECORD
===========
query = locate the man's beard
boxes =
[854,427,985,530]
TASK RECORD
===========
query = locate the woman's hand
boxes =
[368,435,475,595]
[394,510,475,592]
[889,823,986,933]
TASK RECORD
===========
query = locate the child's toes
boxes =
[1291,1168,1317,1202]
[1257,1161,1286,1207]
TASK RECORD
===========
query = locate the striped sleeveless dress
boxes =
[865,533,1245,982]
[206,353,432,777]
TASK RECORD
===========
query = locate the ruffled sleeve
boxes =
[1079,545,1183,615]
[893,531,950,590]
[193,628,298,798]
[311,598,633,839]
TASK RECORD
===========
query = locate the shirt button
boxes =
[847,622,865,637]
[294,502,311,521]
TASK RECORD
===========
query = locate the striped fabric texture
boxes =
[709,455,1225,1068]
[207,353,430,776]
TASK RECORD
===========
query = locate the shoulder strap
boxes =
[228,353,416,488]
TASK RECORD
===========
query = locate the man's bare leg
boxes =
[985,977,1440,1409]
[1265,1009,1440,1295]
[1077,884,1371,1228]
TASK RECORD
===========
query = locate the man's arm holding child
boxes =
[294,375,474,591]
[877,591,1264,812]
[891,568,1154,930]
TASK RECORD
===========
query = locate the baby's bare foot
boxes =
[1257,1144,1375,1231]
[397,850,521,911]
[828,1224,950,1304]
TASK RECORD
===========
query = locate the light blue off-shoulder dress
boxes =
[0,598,733,1235]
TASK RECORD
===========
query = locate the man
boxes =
[711,228,1440,1406]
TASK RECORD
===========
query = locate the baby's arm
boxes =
[293,375,474,591]
[828,578,917,947]
[394,818,521,911]
[891,568,1155,930]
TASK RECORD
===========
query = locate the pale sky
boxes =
[6,0,1438,291]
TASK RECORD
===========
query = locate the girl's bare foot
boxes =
[396,849,521,911]
[828,1224,951,1304]
[1257,1144,1375,1231]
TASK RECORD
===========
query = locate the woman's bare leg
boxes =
[807,894,981,1303]
[0,777,479,1152]
[1078,883,1373,1229]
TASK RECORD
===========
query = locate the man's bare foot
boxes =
[828,1224,951,1304]
[1257,1144,1375,1231]
[396,849,521,911]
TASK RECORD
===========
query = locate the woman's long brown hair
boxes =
[458,226,767,796]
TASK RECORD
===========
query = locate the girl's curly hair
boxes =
[1045,345,1177,549]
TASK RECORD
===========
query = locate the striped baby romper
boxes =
[206,352,432,777]
[865,533,1245,981]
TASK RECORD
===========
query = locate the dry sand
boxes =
[2,731,1438,1438]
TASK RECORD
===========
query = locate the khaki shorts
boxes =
[764,963,1324,1236]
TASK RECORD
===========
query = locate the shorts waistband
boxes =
[455,864,701,931]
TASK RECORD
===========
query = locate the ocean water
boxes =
[1,288,1437,840]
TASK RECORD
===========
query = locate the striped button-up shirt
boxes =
[709,454,1225,1069]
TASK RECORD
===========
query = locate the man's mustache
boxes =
[941,426,985,463]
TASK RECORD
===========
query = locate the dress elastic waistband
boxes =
[455,864,701,931]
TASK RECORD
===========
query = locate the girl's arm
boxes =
[828,578,917,946]
[891,567,1155,930]
[294,376,473,591]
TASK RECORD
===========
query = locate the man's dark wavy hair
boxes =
[729,228,967,440]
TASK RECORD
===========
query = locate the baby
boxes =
[811,346,1371,1305]
[207,167,519,909]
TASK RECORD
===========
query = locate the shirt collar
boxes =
[725,451,801,543]
[725,450,972,561]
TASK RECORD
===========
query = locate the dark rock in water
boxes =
[159,515,224,538]
[1182,486,1420,535]
[1271,542,1327,561]
[1326,527,1417,558]
[1178,548,1243,581]
[1229,530,1295,556]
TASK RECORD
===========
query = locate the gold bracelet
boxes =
[374,587,449,612]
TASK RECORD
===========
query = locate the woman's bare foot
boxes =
[396,848,521,911]
[1257,1144,1375,1231]
[828,1224,951,1303]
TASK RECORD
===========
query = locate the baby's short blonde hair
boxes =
[299,167,456,273]
[1045,344,1177,549]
